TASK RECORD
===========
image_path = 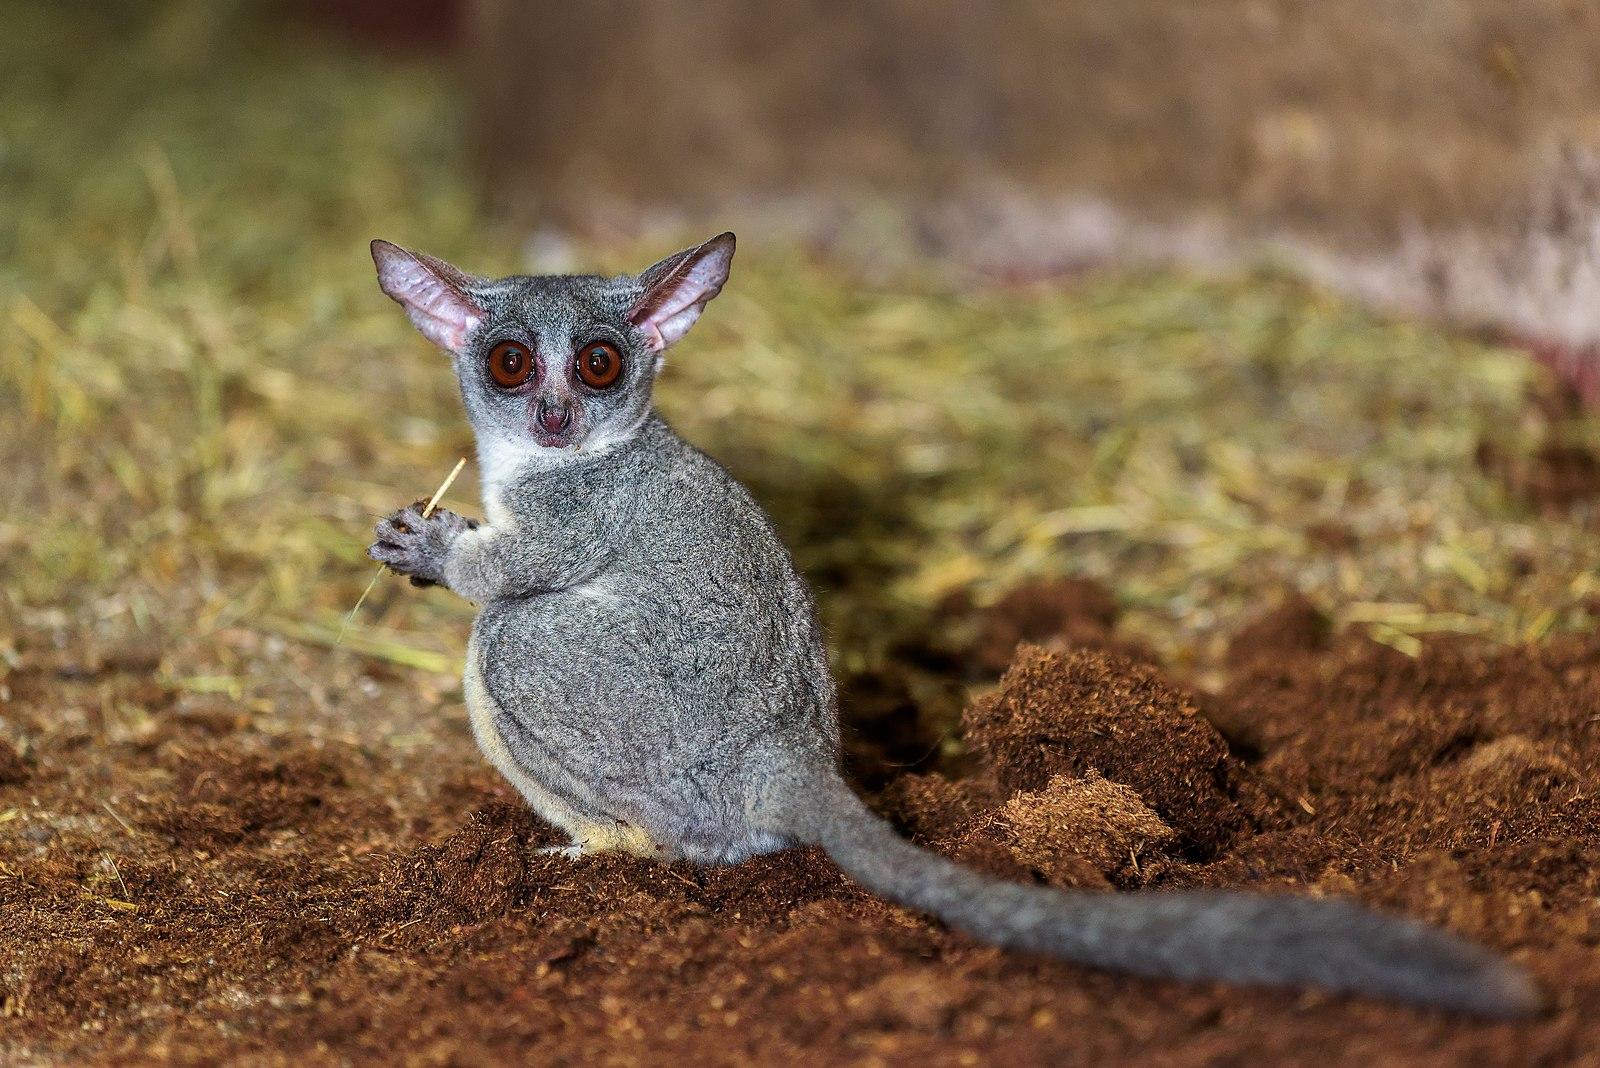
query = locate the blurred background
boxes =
[4,0,1600,774]
[485,0,1600,381]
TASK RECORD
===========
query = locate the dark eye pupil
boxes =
[588,348,607,370]
[502,349,523,373]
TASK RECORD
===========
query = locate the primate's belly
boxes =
[462,636,664,857]
[465,593,772,861]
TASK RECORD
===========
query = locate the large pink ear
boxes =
[627,232,735,354]
[371,239,486,353]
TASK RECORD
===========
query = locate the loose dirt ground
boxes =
[6,7,1600,1065]
[3,589,1598,1066]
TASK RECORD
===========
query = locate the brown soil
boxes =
[4,605,1600,1065]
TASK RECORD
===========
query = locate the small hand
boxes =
[369,501,477,587]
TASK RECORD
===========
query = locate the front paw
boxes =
[369,501,476,587]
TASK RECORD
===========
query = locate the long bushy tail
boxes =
[772,772,1542,1018]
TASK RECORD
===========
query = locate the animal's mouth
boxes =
[530,427,580,449]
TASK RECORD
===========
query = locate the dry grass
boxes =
[2,3,1598,739]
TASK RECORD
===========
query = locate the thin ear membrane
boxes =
[627,232,736,353]
[370,239,486,353]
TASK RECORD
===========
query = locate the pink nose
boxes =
[537,401,572,434]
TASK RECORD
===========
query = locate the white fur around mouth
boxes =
[475,416,649,494]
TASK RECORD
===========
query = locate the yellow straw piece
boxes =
[420,456,469,520]
[337,457,468,645]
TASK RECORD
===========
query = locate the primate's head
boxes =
[371,233,734,477]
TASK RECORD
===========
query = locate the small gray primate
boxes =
[366,233,1539,1016]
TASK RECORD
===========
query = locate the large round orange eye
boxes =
[575,340,624,389]
[486,341,533,389]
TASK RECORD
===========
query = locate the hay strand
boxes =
[337,457,468,645]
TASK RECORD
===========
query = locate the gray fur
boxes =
[366,234,1543,1016]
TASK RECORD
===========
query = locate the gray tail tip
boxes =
[1458,962,1547,1020]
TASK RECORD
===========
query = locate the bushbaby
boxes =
[366,232,1539,1016]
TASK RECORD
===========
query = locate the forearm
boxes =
[440,524,608,604]
[371,503,601,603]
[371,481,625,605]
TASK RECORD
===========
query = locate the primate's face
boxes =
[371,234,734,468]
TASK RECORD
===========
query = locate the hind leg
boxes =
[465,653,665,856]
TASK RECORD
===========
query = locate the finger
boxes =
[368,542,407,566]
[375,518,411,542]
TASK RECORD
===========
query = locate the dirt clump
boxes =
[1204,593,1334,756]
[1452,734,1575,786]
[885,645,1263,889]
[877,770,1003,845]
[999,772,1177,887]
[962,645,1263,855]
[393,800,551,921]
[1224,591,1332,670]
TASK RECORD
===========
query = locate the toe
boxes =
[375,517,412,542]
